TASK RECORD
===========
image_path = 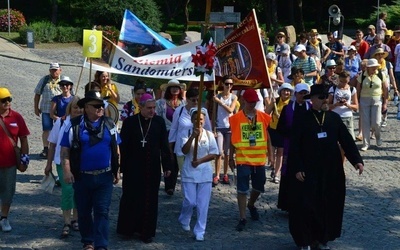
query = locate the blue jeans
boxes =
[73,171,113,248]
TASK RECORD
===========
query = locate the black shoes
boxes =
[235,218,247,231]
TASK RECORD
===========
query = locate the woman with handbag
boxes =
[0,87,30,232]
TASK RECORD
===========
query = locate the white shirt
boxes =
[178,128,219,183]
[168,105,212,154]
[47,116,71,164]
[216,93,235,128]
[394,44,400,72]
[329,86,356,118]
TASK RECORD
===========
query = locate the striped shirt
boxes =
[292,56,317,85]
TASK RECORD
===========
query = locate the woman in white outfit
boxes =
[177,108,219,242]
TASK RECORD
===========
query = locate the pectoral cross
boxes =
[141,139,147,147]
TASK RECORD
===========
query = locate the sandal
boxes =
[71,220,79,231]
[61,224,71,238]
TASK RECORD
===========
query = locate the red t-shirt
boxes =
[0,109,30,168]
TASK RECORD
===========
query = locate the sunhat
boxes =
[160,79,187,92]
[278,83,294,95]
[372,48,389,59]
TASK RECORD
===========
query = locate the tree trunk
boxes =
[51,0,58,24]
[296,0,305,32]
[271,0,278,30]
[288,0,294,24]
[184,0,190,31]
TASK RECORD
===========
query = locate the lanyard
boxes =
[312,111,325,132]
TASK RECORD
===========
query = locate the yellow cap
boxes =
[386,29,393,37]
[0,88,12,99]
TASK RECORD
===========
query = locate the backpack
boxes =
[39,75,51,94]
[277,54,296,65]
[69,115,119,178]
[306,41,324,58]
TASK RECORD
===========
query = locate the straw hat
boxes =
[160,79,186,92]
[372,48,389,59]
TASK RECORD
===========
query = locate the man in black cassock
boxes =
[287,84,364,250]
[117,94,171,244]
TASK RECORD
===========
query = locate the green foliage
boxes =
[18,21,82,44]
[69,0,162,31]
[0,9,27,32]
[57,26,83,43]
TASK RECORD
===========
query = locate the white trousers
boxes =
[178,182,212,238]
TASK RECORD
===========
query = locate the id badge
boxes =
[249,135,256,146]
[317,132,327,139]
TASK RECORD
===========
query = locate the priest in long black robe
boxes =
[287,84,364,249]
[117,95,171,243]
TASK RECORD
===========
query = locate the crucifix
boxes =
[141,139,147,147]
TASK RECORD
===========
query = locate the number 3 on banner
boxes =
[83,30,102,58]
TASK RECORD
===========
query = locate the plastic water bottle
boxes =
[397,105,400,120]
[394,93,399,106]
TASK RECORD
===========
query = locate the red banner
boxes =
[214,9,270,89]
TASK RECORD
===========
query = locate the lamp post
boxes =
[7,0,11,36]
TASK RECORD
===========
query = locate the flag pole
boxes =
[193,74,204,161]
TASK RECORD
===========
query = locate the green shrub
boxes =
[57,26,82,43]
[0,9,26,32]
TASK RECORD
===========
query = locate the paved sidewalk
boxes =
[0,36,400,250]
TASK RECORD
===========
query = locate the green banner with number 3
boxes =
[83,30,103,58]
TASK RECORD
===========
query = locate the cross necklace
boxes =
[138,115,152,147]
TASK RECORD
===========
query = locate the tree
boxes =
[69,0,162,30]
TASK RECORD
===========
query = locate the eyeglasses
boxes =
[0,97,12,103]
[88,103,105,109]
[317,94,328,100]
[224,82,233,86]
[189,98,198,103]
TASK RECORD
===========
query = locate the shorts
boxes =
[216,128,231,155]
[268,127,284,148]
[42,112,54,131]
[0,166,17,205]
[236,165,266,194]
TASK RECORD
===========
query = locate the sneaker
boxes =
[222,175,230,184]
[195,235,204,241]
[300,246,311,250]
[0,218,12,232]
[235,218,247,231]
[360,146,368,151]
[247,205,259,220]
[318,243,330,250]
[273,176,280,184]
[381,120,388,127]
[181,224,190,232]
[377,139,383,146]
[212,176,219,187]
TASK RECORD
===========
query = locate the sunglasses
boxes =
[224,82,233,86]
[327,67,336,70]
[0,97,12,103]
[88,103,105,109]
[317,94,328,100]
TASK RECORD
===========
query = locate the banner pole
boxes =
[193,74,204,161]
[74,64,84,95]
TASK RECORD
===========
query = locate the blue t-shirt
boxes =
[51,95,73,117]
[60,118,121,171]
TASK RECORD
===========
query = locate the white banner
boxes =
[83,37,213,82]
